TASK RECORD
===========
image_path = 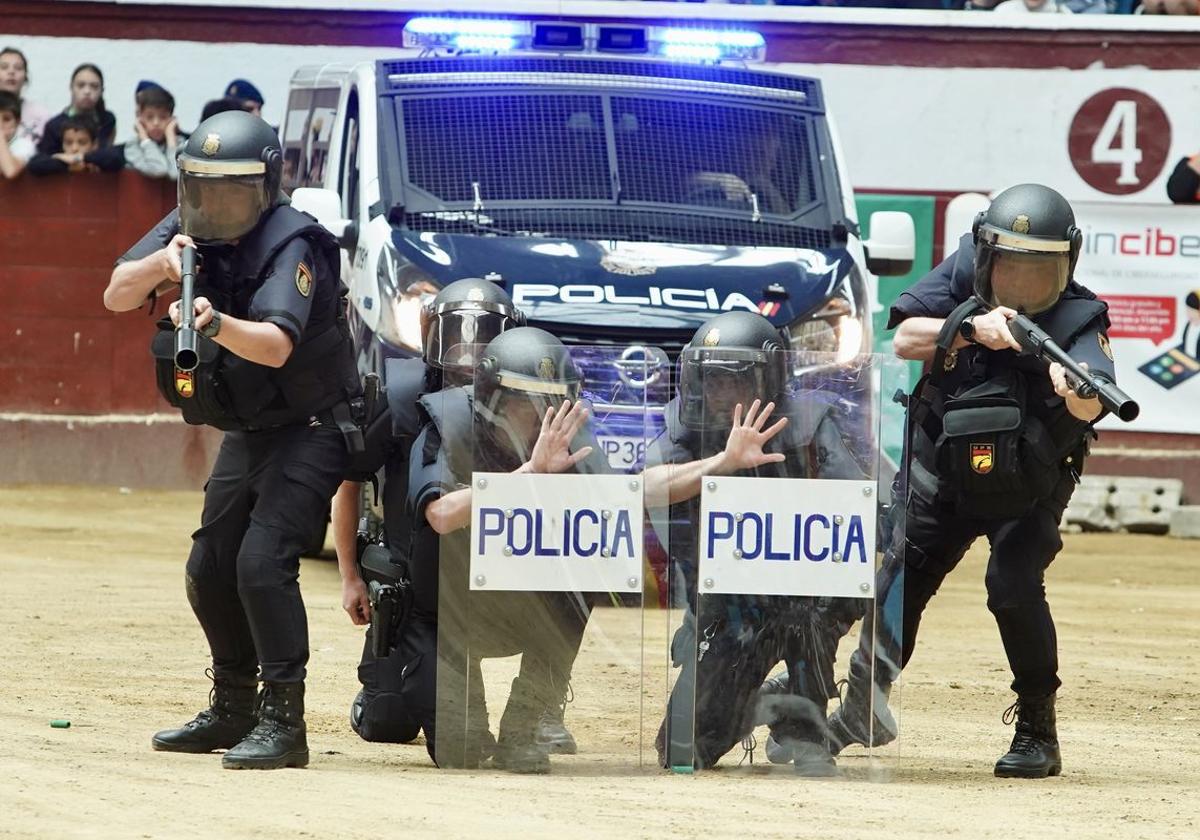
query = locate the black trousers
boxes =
[852,472,1076,699]
[355,617,438,756]
[185,424,347,685]
[658,595,860,769]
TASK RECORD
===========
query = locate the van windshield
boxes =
[389,90,836,249]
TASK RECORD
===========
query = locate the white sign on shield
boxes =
[470,472,644,593]
[698,476,877,599]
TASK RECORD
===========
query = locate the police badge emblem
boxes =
[175,369,194,399]
[201,133,221,156]
[1012,215,1031,234]
[467,287,485,302]
[702,328,720,347]
[295,263,312,297]
[538,357,556,379]
[970,443,994,475]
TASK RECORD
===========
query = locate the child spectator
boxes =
[38,63,117,156]
[0,90,35,178]
[124,81,181,180]
[0,46,50,146]
[27,114,123,176]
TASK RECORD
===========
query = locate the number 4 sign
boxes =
[1069,88,1171,197]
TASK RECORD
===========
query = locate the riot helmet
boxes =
[973,184,1081,315]
[678,311,787,432]
[474,327,582,464]
[421,278,525,382]
[177,110,283,244]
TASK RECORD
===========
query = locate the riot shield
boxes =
[647,348,906,777]
[434,343,667,772]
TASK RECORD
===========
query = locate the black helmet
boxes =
[973,183,1081,315]
[679,311,787,432]
[474,327,582,463]
[420,278,525,379]
[177,110,283,243]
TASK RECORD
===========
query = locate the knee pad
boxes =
[353,688,422,743]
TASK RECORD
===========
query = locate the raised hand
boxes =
[720,399,789,473]
[525,399,594,474]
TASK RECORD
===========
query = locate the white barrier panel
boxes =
[698,475,877,599]
[469,472,644,593]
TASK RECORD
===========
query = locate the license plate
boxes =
[598,435,647,470]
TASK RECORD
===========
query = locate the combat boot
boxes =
[755,672,797,764]
[826,666,897,756]
[151,671,257,753]
[493,677,552,774]
[535,676,578,755]
[994,694,1062,779]
[222,682,309,770]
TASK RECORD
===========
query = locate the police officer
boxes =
[329,279,564,752]
[417,327,608,773]
[103,110,361,770]
[645,311,867,776]
[828,184,1117,779]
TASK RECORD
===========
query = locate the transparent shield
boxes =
[646,349,905,777]
[434,344,666,772]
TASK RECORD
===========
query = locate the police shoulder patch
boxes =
[1098,332,1114,361]
[296,262,313,298]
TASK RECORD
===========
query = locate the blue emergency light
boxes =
[402,17,764,63]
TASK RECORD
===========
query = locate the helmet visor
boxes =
[678,349,773,431]
[476,382,582,463]
[424,306,517,373]
[178,171,270,243]
[976,246,1068,315]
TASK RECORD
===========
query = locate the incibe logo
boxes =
[1083,226,1200,259]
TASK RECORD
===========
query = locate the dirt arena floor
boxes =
[1,485,1197,839]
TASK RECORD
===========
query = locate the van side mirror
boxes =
[291,187,357,250]
[864,211,915,277]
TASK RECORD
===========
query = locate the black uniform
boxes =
[851,233,1114,703]
[121,205,357,687]
[418,386,606,769]
[650,393,868,770]
[348,356,436,746]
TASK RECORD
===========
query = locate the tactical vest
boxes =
[151,206,360,431]
[908,295,1105,519]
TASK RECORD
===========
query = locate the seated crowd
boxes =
[0,46,265,182]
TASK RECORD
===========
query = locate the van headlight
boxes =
[375,243,439,352]
[784,285,865,364]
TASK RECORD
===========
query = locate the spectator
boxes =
[0,46,50,146]
[1140,0,1199,12]
[38,63,116,156]
[27,114,123,176]
[124,81,181,180]
[969,0,1109,9]
[223,78,264,117]
[0,90,35,178]
[200,96,254,123]
[1166,154,1200,204]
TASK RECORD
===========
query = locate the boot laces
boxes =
[739,733,757,767]
[1001,700,1020,727]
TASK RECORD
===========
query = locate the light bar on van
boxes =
[651,27,766,63]
[403,17,527,52]
[402,17,765,63]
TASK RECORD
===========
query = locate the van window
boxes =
[340,91,360,218]
[282,86,341,191]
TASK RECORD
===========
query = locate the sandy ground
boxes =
[1,485,1198,840]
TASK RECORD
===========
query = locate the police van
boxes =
[285,17,915,468]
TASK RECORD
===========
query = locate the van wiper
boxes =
[389,205,521,236]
